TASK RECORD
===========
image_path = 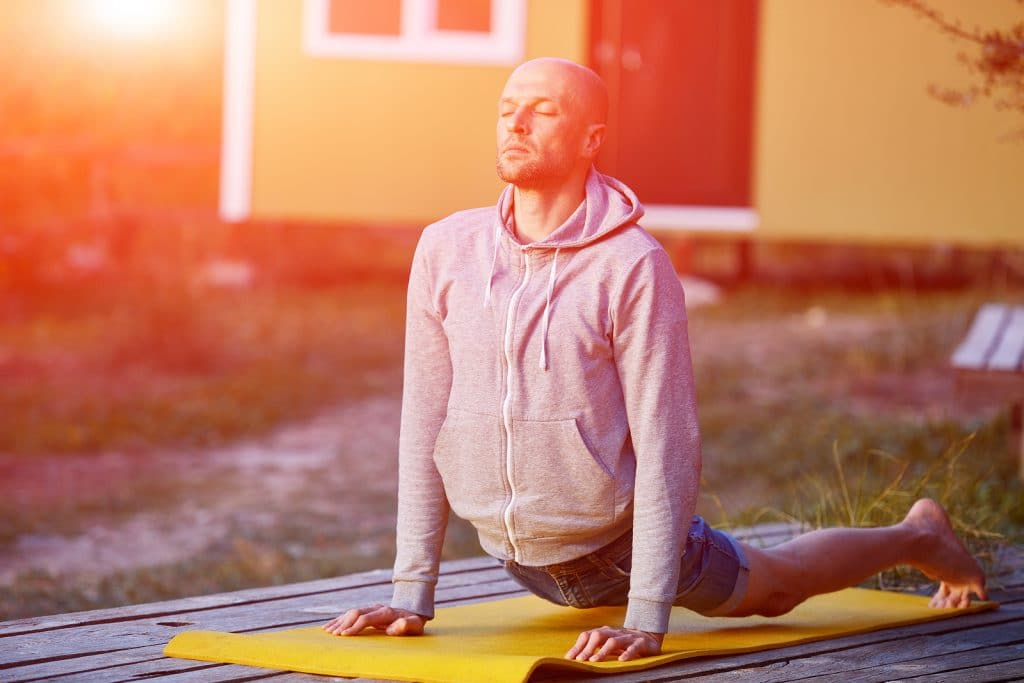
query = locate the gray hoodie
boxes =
[390,168,702,634]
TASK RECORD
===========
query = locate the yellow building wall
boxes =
[755,0,1024,246]
[250,0,588,225]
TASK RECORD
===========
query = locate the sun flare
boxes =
[80,0,178,37]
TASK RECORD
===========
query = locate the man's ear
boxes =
[581,123,606,160]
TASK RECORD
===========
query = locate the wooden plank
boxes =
[0,557,498,637]
[4,529,1021,683]
[2,647,168,682]
[951,303,1009,369]
[148,672,369,683]
[269,676,406,683]
[0,577,522,679]
[992,579,1024,601]
[267,674,399,683]
[0,572,522,678]
[47,611,1024,683]
[668,618,1024,682]
[988,305,1024,372]
[874,647,1024,683]
[0,562,502,646]
[1,578,525,682]
[0,572,506,667]
[269,677,399,683]
[531,602,1024,683]
[0,569,383,637]
[7,576,1022,682]
[40,660,286,683]
[26,578,528,683]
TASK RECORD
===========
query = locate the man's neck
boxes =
[511,178,587,244]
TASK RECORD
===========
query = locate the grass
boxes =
[0,283,406,454]
[689,284,1024,591]
[716,431,1021,592]
[2,268,1023,620]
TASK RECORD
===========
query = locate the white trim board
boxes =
[219,0,256,223]
[640,205,759,233]
[303,0,525,65]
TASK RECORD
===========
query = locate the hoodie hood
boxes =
[483,168,646,371]
[495,166,645,250]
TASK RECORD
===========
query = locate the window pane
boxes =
[436,0,491,33]
[328,0,402,35]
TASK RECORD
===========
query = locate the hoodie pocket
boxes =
[431,408,506,530]
[510,418,615,540]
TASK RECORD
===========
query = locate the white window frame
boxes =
[220,0,256,223]
[303,0,525,65]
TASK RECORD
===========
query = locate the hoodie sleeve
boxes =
[611,247,702,634]
[390,231,453,619]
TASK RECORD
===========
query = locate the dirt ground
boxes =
[0,293,1008,615]
[0,376,403,584]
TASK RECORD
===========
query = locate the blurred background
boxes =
[1,0,1022,620]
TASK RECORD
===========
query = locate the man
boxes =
[324,57,987,662]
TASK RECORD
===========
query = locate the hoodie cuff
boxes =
[391,580,436,620]
[623,597,672,634]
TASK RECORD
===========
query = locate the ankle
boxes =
[899,519,940,570]
[909,520,946,573]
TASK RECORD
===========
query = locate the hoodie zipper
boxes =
[501,247,531,562]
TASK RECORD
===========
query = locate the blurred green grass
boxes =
[0,283,405,453]
[691,285,1024,531]
[1,272,1022,620]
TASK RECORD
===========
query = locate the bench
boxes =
[952,302,1024,479]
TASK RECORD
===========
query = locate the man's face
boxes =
[495,62,591,189]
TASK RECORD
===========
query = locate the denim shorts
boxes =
[503,516,749,617]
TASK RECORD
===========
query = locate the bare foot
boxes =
[902,498,988,608]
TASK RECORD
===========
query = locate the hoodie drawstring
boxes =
[483,221,501,307]
[481,221,560,370]
[538,248,560,370]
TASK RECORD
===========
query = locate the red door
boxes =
[590,0,758,207]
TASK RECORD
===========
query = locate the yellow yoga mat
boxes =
[164,588,995,683]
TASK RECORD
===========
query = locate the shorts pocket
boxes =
[593,552,631,580]
[510,418,615,540]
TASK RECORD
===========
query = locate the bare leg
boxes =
[727,498,988,617]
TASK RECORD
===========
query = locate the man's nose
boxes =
[506,109,528,133]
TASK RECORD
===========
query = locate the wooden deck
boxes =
[2,523,1022,683]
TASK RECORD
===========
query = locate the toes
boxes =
[930,583,949,608]
[931,583,952,608]
[930,581,981,609]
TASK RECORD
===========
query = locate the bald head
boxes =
[495,58,609,189]
[505,57,609,126]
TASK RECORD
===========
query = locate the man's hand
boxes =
[322,604,426,637]
[565,625,664,662]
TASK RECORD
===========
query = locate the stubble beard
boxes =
[495,156,542,186]
[495,151,573,189]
